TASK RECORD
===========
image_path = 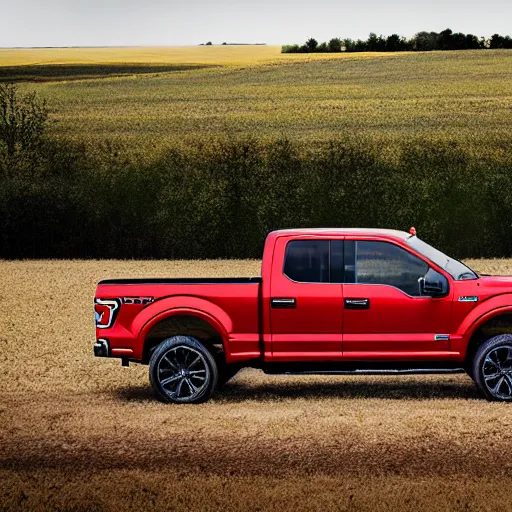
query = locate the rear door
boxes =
[269,237,344,361]
[342,239,453,360]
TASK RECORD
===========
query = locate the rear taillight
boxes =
[94,299,120,329]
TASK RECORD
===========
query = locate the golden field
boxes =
[1,47,511,158]
[0,45,396,67]
[1,259,512,511]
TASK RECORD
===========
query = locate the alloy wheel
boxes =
[156,345,210,401]
[482,345,512,400]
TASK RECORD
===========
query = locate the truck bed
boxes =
[95,277,262,362]
[99,277,262,285]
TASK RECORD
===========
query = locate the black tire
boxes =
[217,364,242,387]
[473,334,512,402]
[149,336,218,404]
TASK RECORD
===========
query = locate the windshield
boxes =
[407,237,477,280]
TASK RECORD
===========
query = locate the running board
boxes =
[274,368,466,376]
[263,362,466,375]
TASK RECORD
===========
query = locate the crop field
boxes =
[1,259,512,511]
[0,45,395,68]
[2,47,512,157]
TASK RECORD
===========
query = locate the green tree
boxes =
[437,29,454,50]
[451,32,468,50]
[366,33,379,51]
[0,83,48,157]
[366,33,386,51]
[354,39,368,51]
[343,38,356,52]
[464,34,481,49]
[375,34,387,51]
[317,42,328,53]
[305,38,318,52]
[412,31,439,51]
[327,38,342,52]
[490,34,505,49]
[386,34,402,51]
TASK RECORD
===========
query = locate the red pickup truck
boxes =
[94,228,512,404]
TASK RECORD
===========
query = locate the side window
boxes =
[284,240,330,283]
[354,241,429,296]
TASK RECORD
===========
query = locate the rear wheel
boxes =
[149,336,218,404]
[473,334,512,402]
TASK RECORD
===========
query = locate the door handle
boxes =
[344,298,370,310]
[271,298,297,309]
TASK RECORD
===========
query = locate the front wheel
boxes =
[473,334,512,402]
[149,336,218,404]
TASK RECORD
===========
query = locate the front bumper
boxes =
[94,338,110,357]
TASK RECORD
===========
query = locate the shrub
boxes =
[281,45,300,54]
[0,83,48,158]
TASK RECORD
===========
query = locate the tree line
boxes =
[282,29,512,53]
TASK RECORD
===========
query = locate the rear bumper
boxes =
[94,338,110,357]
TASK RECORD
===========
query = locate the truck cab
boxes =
[95,228,512,403]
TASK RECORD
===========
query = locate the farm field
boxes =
[0,45,396,68]
[2,47,512,157]
[1,259,512,511]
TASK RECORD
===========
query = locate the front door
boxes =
[270,237,344,361]
[342,239,453,360]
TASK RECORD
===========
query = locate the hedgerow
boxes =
[1,135,511,259]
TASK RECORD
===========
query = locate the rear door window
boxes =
[283,240,330,283]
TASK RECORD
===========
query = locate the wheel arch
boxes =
[132,296,233,363]
[464,309,512,367]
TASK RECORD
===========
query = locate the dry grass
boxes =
[1,259,512,511]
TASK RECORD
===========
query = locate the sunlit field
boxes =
[2,47,511,159]
[1,259,512,511]
[0,44,397,67]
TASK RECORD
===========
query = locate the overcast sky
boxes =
[3,0,511,48]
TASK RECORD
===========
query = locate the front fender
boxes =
[457,293,512,339]
[132,296,233,354]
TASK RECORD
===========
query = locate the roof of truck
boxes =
[269,228,411,241]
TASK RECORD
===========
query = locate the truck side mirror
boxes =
[419,268,449,298]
